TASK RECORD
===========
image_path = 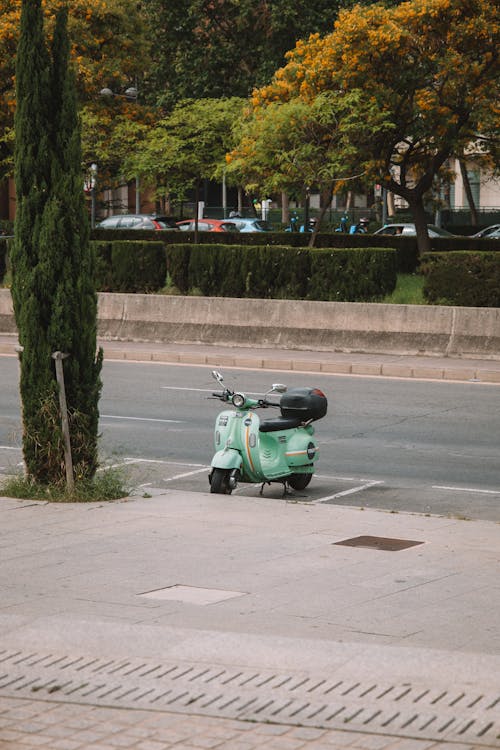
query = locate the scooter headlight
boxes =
[232,392,245,408]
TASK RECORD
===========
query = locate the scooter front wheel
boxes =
[210,468,233,495]
[287,473,312,490]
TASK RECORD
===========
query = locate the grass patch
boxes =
[383,273,425,304]
[1,467,129,503]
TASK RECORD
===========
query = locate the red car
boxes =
[176,219,239,232]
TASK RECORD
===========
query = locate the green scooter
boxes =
[209,370,327,495]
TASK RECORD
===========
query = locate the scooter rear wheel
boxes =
[287,473,312,490]
[210,468,233,495]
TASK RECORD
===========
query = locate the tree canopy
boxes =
[141,0,394,107]
[124,97,246,204]
[238,0,499,251]
[0,0,151,180]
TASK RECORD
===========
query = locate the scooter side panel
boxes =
[284,428,319,469]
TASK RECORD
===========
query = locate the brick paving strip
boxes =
[0,695,479,750]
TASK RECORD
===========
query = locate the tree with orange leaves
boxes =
[0,0,151,182]
[235,0,499,254]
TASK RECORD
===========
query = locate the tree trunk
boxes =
[281,191,289,225]
[308,185,333,247]
[411,198,432,256]
[459,159,479,227]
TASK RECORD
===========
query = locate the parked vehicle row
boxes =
[95,214,500,237]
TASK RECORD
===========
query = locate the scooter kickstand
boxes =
[259,482,270,496]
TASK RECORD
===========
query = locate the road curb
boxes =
[2,338,500,383]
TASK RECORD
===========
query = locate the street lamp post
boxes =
[99,86,140,214]
[90,162,98,229]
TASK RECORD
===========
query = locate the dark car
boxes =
[97,214,178,230]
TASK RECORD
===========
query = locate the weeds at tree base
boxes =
[1,467,129,503]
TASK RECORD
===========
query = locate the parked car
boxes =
[97,214,178,230]
[176,219,239,232]
[470,224,500,238]
[222,217,272,232]
[374,223,456,237]
[486,227,500,238]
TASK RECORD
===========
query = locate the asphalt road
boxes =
[1,357,499,521]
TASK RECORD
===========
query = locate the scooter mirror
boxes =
[212,370,224,384]
[271,384,287,393]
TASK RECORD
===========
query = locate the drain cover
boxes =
[138,585,246,604]
[333,536,424,551]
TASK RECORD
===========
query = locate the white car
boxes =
[374,223,455,237]
[470,224,500,238]
[222,217,272,232]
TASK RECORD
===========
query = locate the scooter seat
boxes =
[259,417,303,433]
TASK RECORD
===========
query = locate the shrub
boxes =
[421,252,500,307]
[94,241,167,292]
[308,248,397,301]
[167,243,396,301]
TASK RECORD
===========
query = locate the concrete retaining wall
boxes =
[1,289,499,359]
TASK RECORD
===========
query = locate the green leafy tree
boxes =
[11,0,102,486]
[228,90,392,241]
[142,0,367,106]
[125,97,245,204]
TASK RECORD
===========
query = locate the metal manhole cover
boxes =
[333,536,424,551]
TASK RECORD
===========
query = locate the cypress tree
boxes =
[11,1,102,485]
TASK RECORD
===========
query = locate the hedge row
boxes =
[421,252,500,307]
[91,227,500,272]
[167,243,397,301]
[95,240,166,292]
[92,228,417,271]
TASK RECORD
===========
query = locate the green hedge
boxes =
[95,240,166,292]
[91,227,500,274]
[168,244,397,301]
[421,252,500,307]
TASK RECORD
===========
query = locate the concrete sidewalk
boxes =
[1,488,499,749]
[1,332,500,383]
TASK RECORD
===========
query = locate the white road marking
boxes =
[314,480,384,503]
[433,485,500,495]
[105,458,208,470]
[101,414,182,424]
[165,467,209,481]
[0,445,20,451]
[161,386,269,397]
[161,386,216,393]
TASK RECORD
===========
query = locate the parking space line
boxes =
[166,467,209,481]
[314,480,384,504]
[432,485,500,495]
[101,414,182,424]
